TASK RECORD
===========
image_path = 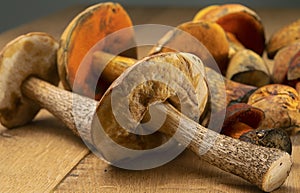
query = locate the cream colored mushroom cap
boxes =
[0,32,59,128]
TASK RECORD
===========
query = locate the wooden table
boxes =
[0,4,299,193]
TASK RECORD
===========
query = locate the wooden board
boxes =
[0,4,300,193]
[0,110,89,193]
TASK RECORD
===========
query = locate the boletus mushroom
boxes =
[57,2,137,100]
[248,84,300,135]
[240,128,292,155]
[267,18,300,59]
[148,21,230,74]
[0,32,59,128]
[226,49,271,87]
[272,42,300,85]
[193,3,266,56]
[221,103,292,154]
[221,103,264,139]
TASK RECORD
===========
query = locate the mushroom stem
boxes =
[22,77,291,192]
[22,77,97,144]
[148,103,291,192]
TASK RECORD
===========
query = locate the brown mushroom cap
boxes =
[272,42,300,84]
[149,21,230,75]
[57,2,136,99]
[267,19,300,59]
[0,32,59,128]
[248,84,300,134]
[90,52,208,161]
[193,4,265,55]
[221,103,265,138]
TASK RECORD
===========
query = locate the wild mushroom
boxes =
[193,3,266,56]
[148,21,230,74]
[226,49,271,87]
[220,103,265,139]
[57,2,137,100]
[0,33,292,192]
[240,128,292,155]
[266,18,300,59]
[220,103,292,154]
[247,84,300,135]
[0,32,59,128]
[272,42,300,85]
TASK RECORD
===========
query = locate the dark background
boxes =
[1,0,300,33]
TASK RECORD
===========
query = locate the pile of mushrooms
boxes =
[0,2,299,192]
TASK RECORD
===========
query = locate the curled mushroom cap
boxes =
[0,32,59,128]
[90,52,208,159]
[267,19,300,59]
[248,84,300,135]
[193,4,265,55]
[57,2,136,99]
[149,21,229,74]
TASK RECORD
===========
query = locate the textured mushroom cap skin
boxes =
[0,32,59,128]
[248,84,300,134]
[267,19,300,59]
[57,2,136,99]
[272,42,300,84]
[149,21,229,75]
[91,52,208,160]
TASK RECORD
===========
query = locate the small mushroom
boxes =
[226,49,271,87]
[57,2,137,100]
[272,42,300,85]
[221,103,265,139]
[0,32,59,128]
[240,128,292,154]
[248,84,300,135]
[149,21,230,74]
[193,3,265,55]
[267,18,300,59]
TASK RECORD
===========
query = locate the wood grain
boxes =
[0,110,89,193]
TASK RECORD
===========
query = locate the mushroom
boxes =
[272,42,300,85]
[220,103,292,154]
[148,21,230,74]
[57,2,137,100]
[193,3,266,56]
[0,33,292,192]
[226,49,271,87]
[240,128,292,155]
[220,103,265,139]
[247,84,300,135]
[267,18,300,59]
[0,32,59,128]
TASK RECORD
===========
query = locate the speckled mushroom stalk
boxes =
[0,33,292,192]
